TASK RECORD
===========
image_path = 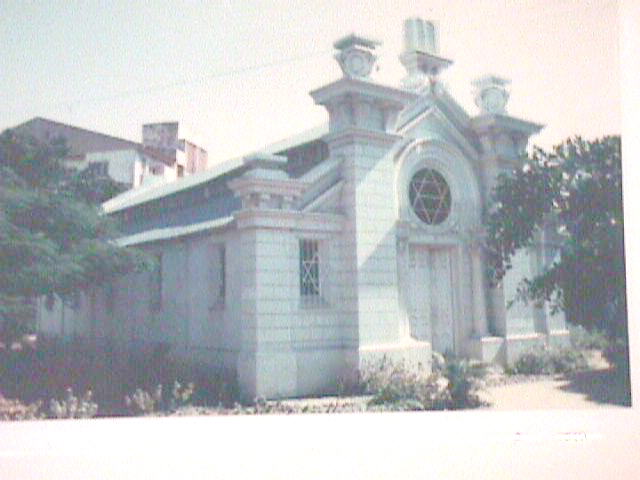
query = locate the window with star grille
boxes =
[408,168,452,225]
[299,239,320,299]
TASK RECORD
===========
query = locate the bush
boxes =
[511,346,588,375]
[125,381,195,416]
[0,395,43,420]
[360,354,486,411]
[437,354,487,409]
[569,324,611,351]
[49,388,98,419]
[603,339,630,374]
[0,337,237,415]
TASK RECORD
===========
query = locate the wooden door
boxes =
[408,246,455,353]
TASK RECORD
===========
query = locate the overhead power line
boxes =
[7,49,334,117]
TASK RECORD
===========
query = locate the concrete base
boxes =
[504,333,547,364]
[293,347,356,398]
[358,339,432,372]
[547,329,571,348]
[468,336,505,364]
[237,348,298,401]
[468,332,572,366]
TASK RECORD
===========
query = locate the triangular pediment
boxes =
[396,91,480,161]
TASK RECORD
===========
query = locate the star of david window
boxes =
[408,168,452,225]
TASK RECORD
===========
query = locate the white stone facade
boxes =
[38,19,569,400]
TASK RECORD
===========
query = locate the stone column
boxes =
[470,243,489,336]
[311,34,429,370]
[229,154,306,399]
[470,84,554,363]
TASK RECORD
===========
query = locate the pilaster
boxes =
[470,92,543,340]
[311,34,430,369]
[229,153,306,399]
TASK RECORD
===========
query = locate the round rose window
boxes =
[408,168,451,225]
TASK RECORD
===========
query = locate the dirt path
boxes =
[480,367,632,410]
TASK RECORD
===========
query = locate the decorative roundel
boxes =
[339,49,374,78]
[479,87,508,114]
[408,168,452,225]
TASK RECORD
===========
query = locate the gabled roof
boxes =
[11,117,139,158]
[262,124,329,155]
[103,155,245,213]
[103,123,330,214]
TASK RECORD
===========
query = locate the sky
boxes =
[0,0,621,164]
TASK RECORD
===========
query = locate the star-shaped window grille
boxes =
[409,169,451,225]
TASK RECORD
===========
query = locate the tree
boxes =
[484,136,626,340]
[0,129,151,344]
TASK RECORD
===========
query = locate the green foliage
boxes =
[569,324,611,351]
[124,381,195,416]
[360,354,486,411]
[603,339,630,374]
[0,129,153,343]
[49,387,98,419]
[485,136,626,340]
[435,354,486,409]
[124,385,163,415]
[0,395,43,421]
[510,346,588,376]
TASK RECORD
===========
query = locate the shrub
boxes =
[0,395,43,421]
[49,388,98,419]
[125,380,195,416]
[511,346,588,375]
[124,385,163,416]
[438,355,486,409]
[360,354,486,411]
[549,348,589,373]
[569,324,611,351]
[603,339,630,373]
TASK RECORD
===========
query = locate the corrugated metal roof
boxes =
[103,156,245,213]
[102,123,329,213]
[262,123,328,154]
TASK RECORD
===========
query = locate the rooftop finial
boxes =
[399,18,452,92]
[472,75,511,114]
[333,34,381,80]
[403,17,438,55]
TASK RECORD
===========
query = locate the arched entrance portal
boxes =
[396,138,484,357]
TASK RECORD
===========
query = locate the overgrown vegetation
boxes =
[507,346,589,376]
[0,338,236,417]
[0,395,43,421]
[485,136,627,343]
[361,354,486,411]
[0,129,152,345]
[125,381,195,416]
[569,324,611,351]
[49,387,98,419]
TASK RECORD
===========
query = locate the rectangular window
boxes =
[300,239,320,299]
[209,244,226,309]
[150,253,163,312]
